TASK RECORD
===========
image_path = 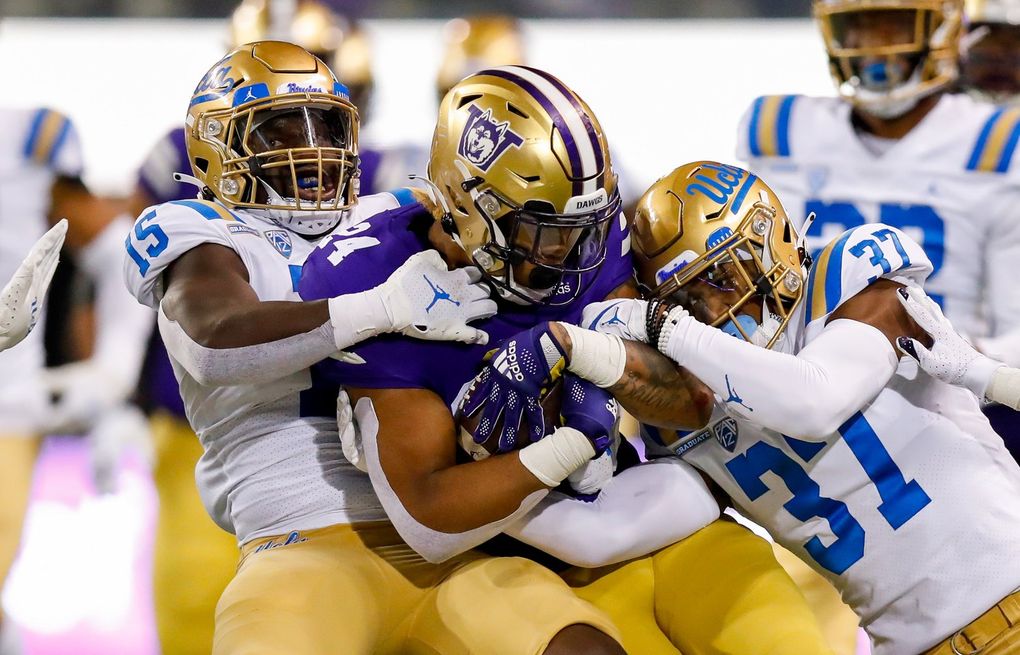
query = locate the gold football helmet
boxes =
[632,162,807,350]
[185,41,359,236]
[427,66,619,305]
[230,0,374,114]
[814,0,964,117]
[961,0,1020,103]
[436,16,526,103]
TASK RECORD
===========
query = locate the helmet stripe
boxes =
[517,65,605,187]
[501,65,602,195]
[481,67,592,196]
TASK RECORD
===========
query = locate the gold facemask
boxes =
[813,0,964,115]
[186,41,359,236]
[632,162,807,349]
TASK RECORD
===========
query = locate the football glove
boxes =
[0,219,66,353]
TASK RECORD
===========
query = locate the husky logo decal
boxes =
[458,105,524,171]
[264,230,293,259]
[713,417,739,452]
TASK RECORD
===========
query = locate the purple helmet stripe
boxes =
[481,68,585,196]
[519,66,605,190]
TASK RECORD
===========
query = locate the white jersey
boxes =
[736,93,1020,340]
[644,224,1020,655]
[123,191,417,544]
[0,107,83,432]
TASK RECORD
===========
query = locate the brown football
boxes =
[456,378,564,460]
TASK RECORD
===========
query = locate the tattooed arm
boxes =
[549,280,714,431]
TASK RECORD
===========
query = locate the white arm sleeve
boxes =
[157,304,337,387]
[505,458,720,568]
[355,396,548,564]
[664,318,897,439]
[77,215,154,398]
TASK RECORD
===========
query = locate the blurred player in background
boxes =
[0,102,147,652]
[958,0,1020,455]
[736,0,1020,648]
[960,0,1020,104]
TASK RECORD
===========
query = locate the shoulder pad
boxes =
[965,105,1020,174]
[123,200,243,309]
[805,223,932,328]
[742,95,799,159]
[22,107,82,176]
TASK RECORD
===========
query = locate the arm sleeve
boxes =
[665,318,897,439]
[505,458,720,568]
[354,396,548,563]
[157,305,337,387]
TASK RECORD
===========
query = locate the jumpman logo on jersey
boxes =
[424,275,460,313]
[601,307,626,328]
[724,374,753,412]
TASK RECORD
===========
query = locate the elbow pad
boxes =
[157,305,337,387]
[354,396,548,563]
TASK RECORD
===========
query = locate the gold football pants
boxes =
[565,518,836,655]
[924,588,1020,655]
[150,413,237,655]
[0,435,40,626]
[214,521,621,655]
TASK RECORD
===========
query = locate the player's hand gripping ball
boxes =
[456,323,569,458]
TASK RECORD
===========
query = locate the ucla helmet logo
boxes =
[457,105,524,171]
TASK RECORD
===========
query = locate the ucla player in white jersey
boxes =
[591,161,1020,654]
[738,0,1020,364]
[960,0,1020,105]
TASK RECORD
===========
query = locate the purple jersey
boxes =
[299,202,633,408]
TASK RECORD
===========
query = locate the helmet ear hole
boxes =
[195,158,210,174]
[457,94,483,109]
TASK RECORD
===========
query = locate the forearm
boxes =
[157,305,338,386]
[506,458,721,568]
[609,340,714,430]
[662,317,896,438]
[354,395,549,562]
[555,321,713,430]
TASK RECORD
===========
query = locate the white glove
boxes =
[41,359,136,434]
[380,250,497,344]
[88,404,153,494]
[895,285,1003,399]
[566,432,620,497]
[329,250,498,349]
[0,219,67,353]
[337,389,367,472]
[580,299,649,342]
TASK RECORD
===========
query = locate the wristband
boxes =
[986,366,1020,411]
[559,322,627,388]
[518,426,596,487]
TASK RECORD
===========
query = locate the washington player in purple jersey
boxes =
[299,67,837,655]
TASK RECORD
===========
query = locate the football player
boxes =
[121,41,509,654]
[300,68,836,655]
[960,0,1020,104]
[0,96,147,648]
[126,4,406,652]
[581,160,1020,655]
[737,0,1020,646]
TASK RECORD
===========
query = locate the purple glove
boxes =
[559,373,619,457]
[460,322,568,452]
